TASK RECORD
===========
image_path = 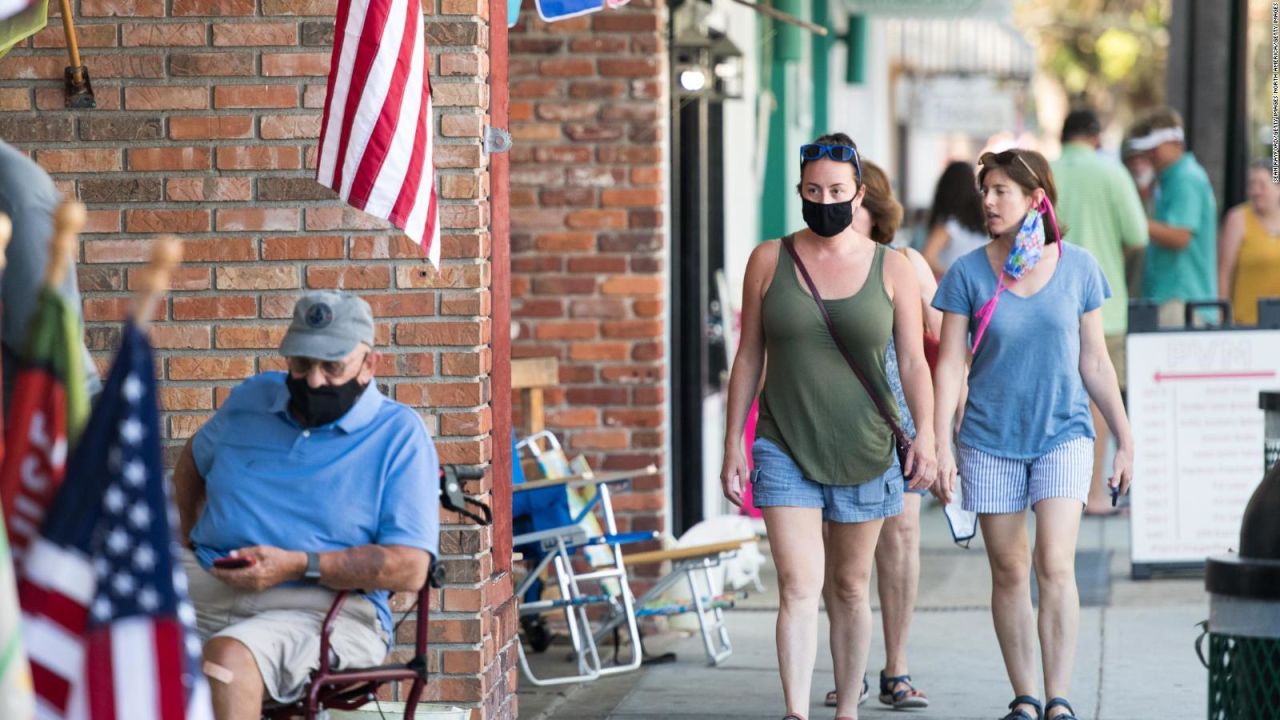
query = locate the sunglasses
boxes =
[800,144,863,181]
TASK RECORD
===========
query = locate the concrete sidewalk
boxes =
[517,504,1209,719]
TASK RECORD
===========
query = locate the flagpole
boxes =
[132,236,182,329]
[44,201,84,290]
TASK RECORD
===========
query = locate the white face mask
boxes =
[1133,167,1155,190]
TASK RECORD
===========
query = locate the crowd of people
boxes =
[720,104,1278,720]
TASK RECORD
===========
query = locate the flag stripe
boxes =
[23,540,95,605]
[154,620,186,720]
[348,0,418,212]
[112,620,154,720]
[330,0,396,195]
[87,629,116,720]
[316,0,439,262]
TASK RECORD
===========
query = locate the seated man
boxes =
[172,290,440,720]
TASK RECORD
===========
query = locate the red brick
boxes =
[261,0,336,13]
[439,52,485,77]
[170,414,213,439]
[566,209,627,230]
[262,236,345,260]
[126,209,210,233]
[169,52,255,77]
[598,57,659,77]
[172,296,257,320]
[397,383,484,408]
[347,236,422,260]
[127,266,211,291]
[172,0,254,14]
[82,0,163,16]
[569,342,629,361]
[441,351,486,376]
[213,23,298,46]
[602,320,662,338]
[217,266,299,290]
[259,114,322,140]
[439,291,489,316]
[0,88,29,111]
[305,207,391,232]
[305,265,391,290]
[568,429,628,450]
[122,23,206,46]
[604,409,663,428]
[169,357,256,381]
[169,115,254,140]
[440,174,479,200]
[364,292,437,317]
[534,321,596,340]
[602,188,662,207]
[183,237,257,262]
[602,276,662,296]
[433,83,486,107]
[439,114,483,139]
[546,408,599,428]
[82,210,122,234]
[397,321,485,345]
[125,86,208,110]
[36,148,121,173]
[0,55,61,80]
[593,13,660,32]
[83,297,165,322]
[216,145,302,170]
[159,387,214,411]
[150,325,212,350]
[216,208,300,232]
[216,325,289,349]
[440,0,486,14]
[166,177,253,202]
[214,85,297,109]
[262,52,331,76]
[84,239,150,264]
[127,147,211,171]
[567,257,626,274]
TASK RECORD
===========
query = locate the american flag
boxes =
[316,0,441,268]
[18,322,211,720]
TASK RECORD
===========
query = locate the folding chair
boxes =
[262,465,491,720]
[512,430,657,686]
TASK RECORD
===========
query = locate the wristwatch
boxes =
[304,551,321,581]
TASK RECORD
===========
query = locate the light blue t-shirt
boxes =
[190,372,440,637]
[932,243,1110,459]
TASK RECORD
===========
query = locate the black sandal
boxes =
[1045,697,1078,719]
[1000,695,1042,720]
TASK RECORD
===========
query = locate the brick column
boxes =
[507,0,669,547]
[0,0,515,715]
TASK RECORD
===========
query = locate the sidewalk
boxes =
[517,503,1209,719]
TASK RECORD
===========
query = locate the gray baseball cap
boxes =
[279,291,375,361]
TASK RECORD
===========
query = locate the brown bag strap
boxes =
[782,235,911,448]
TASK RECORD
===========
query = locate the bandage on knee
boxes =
[202,661,234,684]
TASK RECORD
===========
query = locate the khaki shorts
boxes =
[183,550,386,703]
[1105,334,1127,390]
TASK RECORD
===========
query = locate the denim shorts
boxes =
[750,437,903,523]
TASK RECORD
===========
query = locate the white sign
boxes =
[1127,330,1280,567]
[909,77,1017,135]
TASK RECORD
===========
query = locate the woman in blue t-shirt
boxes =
[931,149,1134,720]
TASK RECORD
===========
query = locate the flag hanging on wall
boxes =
[316,0,441,268]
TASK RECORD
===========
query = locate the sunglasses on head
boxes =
[800,143,863,181]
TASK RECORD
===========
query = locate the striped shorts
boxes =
[956,436,1094,514]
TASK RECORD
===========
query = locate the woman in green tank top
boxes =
[720,133,939,720]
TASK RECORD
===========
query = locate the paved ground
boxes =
[516,503,1209,720]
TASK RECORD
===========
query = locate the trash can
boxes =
[1202,391,1280,719]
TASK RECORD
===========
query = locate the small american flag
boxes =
[18,322,211,720]
[316,0,441,267]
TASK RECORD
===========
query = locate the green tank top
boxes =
[756,241,899,486]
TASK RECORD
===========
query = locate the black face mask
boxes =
[286,375,367,428]
[801,198,854,237]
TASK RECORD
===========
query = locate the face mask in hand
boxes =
[286,374,366,428]
[801,198,854,238]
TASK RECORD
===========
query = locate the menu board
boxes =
[1127,330,1280,570]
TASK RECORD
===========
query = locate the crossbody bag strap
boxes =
[782,235,911,448]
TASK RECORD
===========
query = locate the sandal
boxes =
[1045,697,1078,720]
[823,674,870,707]
[1001,695,1042,720]
[879,671,929,709]
[782,715,806,720]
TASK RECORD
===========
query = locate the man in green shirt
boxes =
[1128,108,1219,327]
[1052,109,1149,513]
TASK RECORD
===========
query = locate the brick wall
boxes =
[507,1,669,545]
[0,0,516,716]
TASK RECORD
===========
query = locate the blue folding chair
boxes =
[511,431,657,686]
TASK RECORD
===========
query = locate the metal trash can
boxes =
[1264,392,1280,474]
[1201,391,1280,719]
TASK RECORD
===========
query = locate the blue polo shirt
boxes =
[190,372,439,637]
[1143,152,1218,304]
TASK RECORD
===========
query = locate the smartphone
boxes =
[213,555,255,570]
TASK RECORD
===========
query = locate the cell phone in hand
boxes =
[1110,482,1120,507]
[213,555,255,570]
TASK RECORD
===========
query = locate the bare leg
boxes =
[980,512,1039,717]
[204,637,266,720]
[765,506,826,718]
[826,518,885,719]
[1084,402,1114,513]
[874,493,921,680]
[1033,498,1084,717]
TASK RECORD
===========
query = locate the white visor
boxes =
[1128,126,1184,152]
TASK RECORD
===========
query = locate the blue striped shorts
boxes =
[956,436,1094,514]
